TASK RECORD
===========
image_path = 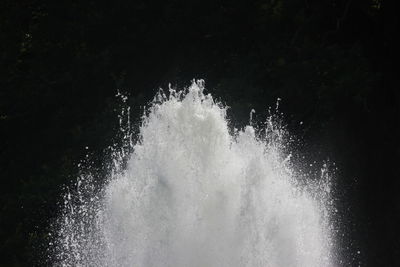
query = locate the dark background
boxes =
[0,0,398,266]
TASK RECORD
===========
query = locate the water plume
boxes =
[51,80,335,266]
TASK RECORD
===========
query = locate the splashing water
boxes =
[51,81,335,266]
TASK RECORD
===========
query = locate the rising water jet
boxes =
[50,80,335,266]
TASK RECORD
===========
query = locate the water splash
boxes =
[51,80,335,266]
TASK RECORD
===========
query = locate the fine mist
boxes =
[51,81,335,266]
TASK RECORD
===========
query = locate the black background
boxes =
[0,0,398,266]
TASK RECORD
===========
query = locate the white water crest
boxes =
[52,81,335,266]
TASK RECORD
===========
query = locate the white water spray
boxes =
[52,81,335,266]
